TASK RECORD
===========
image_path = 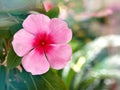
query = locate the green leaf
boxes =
[0,66,67,90]
[0,13,21,38]
[0,13,18,28]
[17,69,67,90]
[0,29,11,38]
[7,47,21,69]
[0,66,6,90]
[46,6,59,18]
[9,23,22,36]
[0,24,22,39]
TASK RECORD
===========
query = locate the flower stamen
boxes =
[41,41,45,46]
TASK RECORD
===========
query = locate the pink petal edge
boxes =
[12,29,35,57]
[23,14,50,35]
[22,48,50,75]
[48,18,72,44]
[45,44,72,69]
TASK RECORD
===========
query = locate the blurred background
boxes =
[44,0,120,90]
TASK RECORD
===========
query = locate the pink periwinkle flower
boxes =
[44,2,53,12]
[12,14,72,75]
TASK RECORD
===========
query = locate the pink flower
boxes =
[12,14,72,75]
[44,2,53,12]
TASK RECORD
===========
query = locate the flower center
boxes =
[41,41,46,46]
[33,33,54,48]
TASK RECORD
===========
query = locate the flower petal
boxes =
[22,48,50,75]
[12,29,35,57]
[23,14,50,35]
[48,18,72,44]
[45,44,72,69]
